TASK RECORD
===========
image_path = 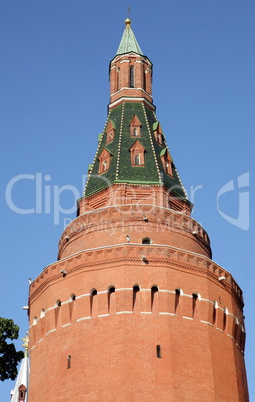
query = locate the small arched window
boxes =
[109,286,115,294]
[151,286,159,314]
[56,300,61,307]
[108,286,116,314]
[134,154,140,165]
[90,289,98,316]
[160,148,173,176]
[98,148,112,174]
[130,140,145,166]
[153,121,164,145]
[142,237,151,244]
[175,289,182,313]
[103,160,107,171]
[18,385,26,401]
[132,285,140,312]
[130,115,141,137]
[106,120,115,144]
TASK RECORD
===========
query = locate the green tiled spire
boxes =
[82,18,189,207]
[84,102,187,200]
[116,18,143,55]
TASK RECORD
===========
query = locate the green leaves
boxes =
[0,318,24,381]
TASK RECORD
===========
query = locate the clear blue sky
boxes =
[1,1,254,400]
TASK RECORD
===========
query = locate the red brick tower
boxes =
[28,18,249,401]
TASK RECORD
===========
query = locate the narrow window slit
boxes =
[151,286,158,313]
[130,66,135,88]
[175,289,181,313]
[90,289,98,316]
[156,345,162,358]
[132,285,140,311]
[67,355,71,369]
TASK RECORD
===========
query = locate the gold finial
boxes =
[125,17,131,28]
[125,7,131,28]
[22,333,29,356]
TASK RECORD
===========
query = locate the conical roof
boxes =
[84,102,188,201]
[116,18,143,55]
[82,18,190,209]
[10,336,29,402]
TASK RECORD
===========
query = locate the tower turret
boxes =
[109,18,153,106]
[28,19,249,401]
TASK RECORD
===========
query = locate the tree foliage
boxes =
[0,318,24,381]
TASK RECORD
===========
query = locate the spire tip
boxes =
[125,17,131,28]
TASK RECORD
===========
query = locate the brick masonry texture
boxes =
[28,20,249,402]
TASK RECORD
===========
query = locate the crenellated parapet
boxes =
[29,282,245,354]
[30,243,243,309]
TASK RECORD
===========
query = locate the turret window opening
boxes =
[130,140,145,167]
[153,123,164,145]
[134,154,140,165]
[130,66,135,88]
[157,133,163,145]
[130,125,141,138]
[160,150,173,176]
[106,121,115,144]
[143,69,147,91]
[98,148,112,174]
[117,67,120,91]
[130,115,141,138]
[103,160,107,171]
[108,131,113,142]
[165,161,172,175]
